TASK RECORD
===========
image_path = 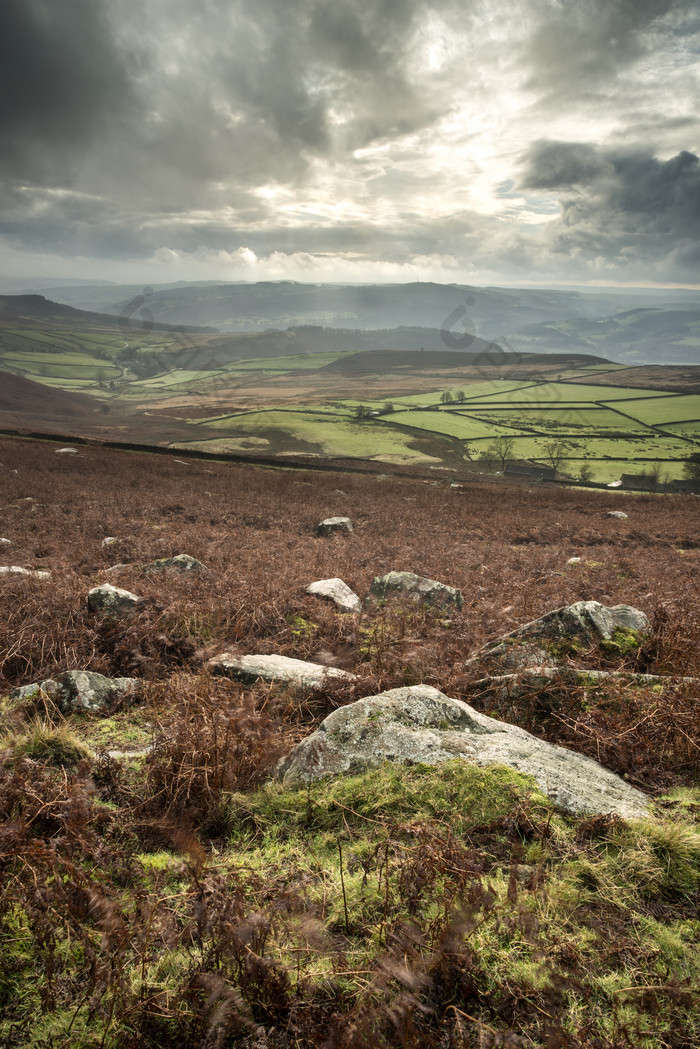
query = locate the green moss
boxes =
[226,761,547,846]
[600,627,644,658]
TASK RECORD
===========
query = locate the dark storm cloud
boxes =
[520,141,700,274]
[0,0,135,183]
[0,0,457,250]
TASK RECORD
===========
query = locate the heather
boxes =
[0,435,698,1048]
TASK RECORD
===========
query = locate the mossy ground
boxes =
[1,752,698,1049]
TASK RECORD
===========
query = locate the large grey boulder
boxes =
[317,517,353,537]
[276,684,649,819]
[0,565,50,580]
[142,553,206,574]
[306,578,362,613]
[208,652,357,690]
[10,670,139,713]
[365,571,463,612]
[87,583,141,616]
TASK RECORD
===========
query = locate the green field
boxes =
[463,381,676,404]
[660,420,700,440]
[187,366,700,481]
[599,395,700,426]
[389,409,506,440]
[457,406,650,434]
[189,409,445,462]
[4,327,699,483]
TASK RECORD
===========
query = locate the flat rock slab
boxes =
[306,578,362,613]
[0,565,50,579]
[472,667,696,705]
[10,670,138,713]
[87,583,141,616]
[317,517,354,536]
[276,684,649,819]
[365,571,463,612]
[607,511,629,519]
[142,554,206,574]
[208,652,357,690]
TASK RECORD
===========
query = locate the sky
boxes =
[1,0,699,288]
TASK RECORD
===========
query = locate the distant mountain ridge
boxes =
[29,279,700,366]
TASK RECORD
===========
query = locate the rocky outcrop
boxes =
[208,652,357,690]
[306,578,362,613]
[10,670,139,713]
[276,684,649,819]
[87,583,141,616]
[478,600,649,669]
[317,517,354,537]
[365,571,463,612]
[142,554,206,574]
[0,565,50,579]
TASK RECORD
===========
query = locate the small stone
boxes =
[55,447,78,455]
[87,583,141,616]
[607,511,628,520]
[306,578,362,613]
[101,537,118,548]
[142,553,206,574]
[365,571,463,612]
[317,517,353,537]
[567,557,583,564]
[208,652,357,690]
[0,538,11,546]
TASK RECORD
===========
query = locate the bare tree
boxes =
[543,439,570,472]
[488,436,515,472]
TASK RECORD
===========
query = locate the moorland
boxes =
[0,434,698,1048]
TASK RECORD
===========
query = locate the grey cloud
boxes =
[523,0,679,98]
[520,141,700,277]
[0,0,135,183]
